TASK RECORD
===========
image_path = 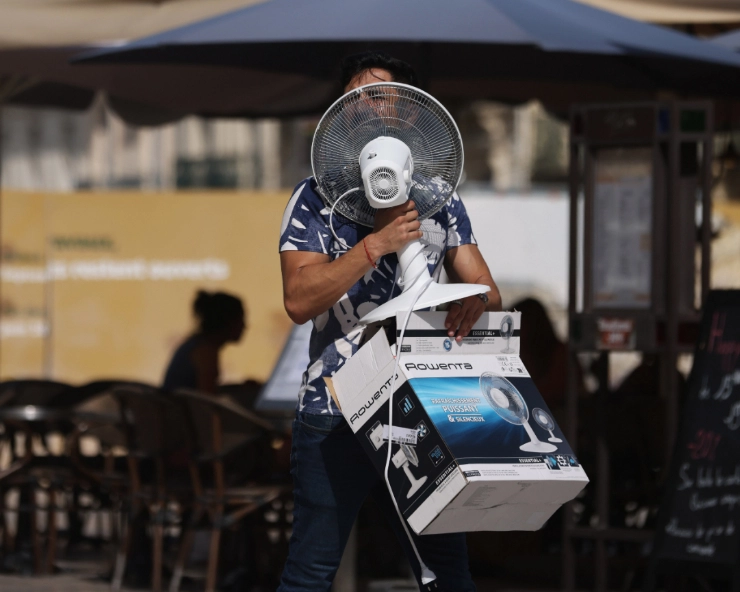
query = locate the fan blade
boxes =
[359,281,489,325]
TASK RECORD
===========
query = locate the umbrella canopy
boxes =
[0,46,334,122]
[575,0,740,24]
[79,0,740,108]
[0,0,261,49]
[713,29,740,51]
[0,0,281,121]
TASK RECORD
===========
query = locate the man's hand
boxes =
[365,201,422,260]
[443,243,502,342]
[445,295,487,343]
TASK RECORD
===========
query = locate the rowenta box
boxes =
[328,311,589,535]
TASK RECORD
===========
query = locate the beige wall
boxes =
[1,190,293,386]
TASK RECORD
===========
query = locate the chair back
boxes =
[49,379,121,409]
[172,390,267,459]
[73,381,154,449]
[113,384,192,460]
[0,379,72,407]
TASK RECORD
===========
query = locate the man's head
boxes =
[340,51,418,93]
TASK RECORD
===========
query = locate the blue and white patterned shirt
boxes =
[279,177,477,415]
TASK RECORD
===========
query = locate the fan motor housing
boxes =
[359,137,413,209]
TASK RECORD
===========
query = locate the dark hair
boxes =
[193,290,244,334]
[340,51,418,90]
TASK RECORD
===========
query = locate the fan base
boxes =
[519,441,558,453]
[407,475,428,499]
[360,281,489,325]
[548,437,563,443]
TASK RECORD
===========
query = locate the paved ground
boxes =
[0,574,559,592]
[0,556,111,592]
[0,546,559,592]
[0,572,110,592]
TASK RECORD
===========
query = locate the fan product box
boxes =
[329,311,589,535]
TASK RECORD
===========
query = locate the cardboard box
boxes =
[330,311,589,535]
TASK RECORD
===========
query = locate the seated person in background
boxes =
[163,290,246,394]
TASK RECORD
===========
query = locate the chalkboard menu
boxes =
[648,290,740,586]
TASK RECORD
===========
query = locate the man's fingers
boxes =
[455,306,478,342]
[445,302,464,336]
[455,299,486,342]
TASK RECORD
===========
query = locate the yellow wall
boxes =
[1,190,293,385]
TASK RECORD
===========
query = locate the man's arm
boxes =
[443,244,502,342]
[281,201,422,325]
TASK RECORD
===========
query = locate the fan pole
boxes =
[397,240,431,291]
[523,420,544,445]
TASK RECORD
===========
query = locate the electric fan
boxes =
[500,314,515,353]
[532,408,562,443]
[479,372,557,453]
[392,443,428,499]
[311,82,489,324]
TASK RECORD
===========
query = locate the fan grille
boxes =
[500,315,514,339]
[311,83,464,227]
[401,444,419,467]
[532,408,555,431]
[480,372,529,425]
[369,167,399,201]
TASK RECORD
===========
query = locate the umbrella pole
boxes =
[0,97,3,376]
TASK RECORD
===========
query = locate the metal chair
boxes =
[0,379,73,408]
[110,383,196,592]
[168,390,289,592]
[65,381,138,552]
[0,379,74,573]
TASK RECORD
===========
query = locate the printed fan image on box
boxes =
[533,408,562,443]
[480,372,557,453]
[500,314,515,353]
[393,444,428,498]
[366,421,428,498]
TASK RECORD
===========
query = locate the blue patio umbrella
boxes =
[712,29,740,52]
[76,0,740,115]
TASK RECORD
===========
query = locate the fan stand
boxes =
[546,430,563,443]
[360,239,489,324]
[520,421,558,453]
[502,335,515,354]
[500,316,515,353]
[403,463,428,498]
[393,446,428,499]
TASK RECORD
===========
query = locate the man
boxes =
[278,51,502,592]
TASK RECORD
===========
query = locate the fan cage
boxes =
[500,315,514,338]
[401,443,419,467]
[533,408,555,431]
[369,167,399,201]
[311,82,464,227]
[480,372,529,425]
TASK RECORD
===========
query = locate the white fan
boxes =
[532,408,562,443]
[392,443,428,498]
[479,372,557,453]
[500,314,515,353]
[311,82,489,324]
